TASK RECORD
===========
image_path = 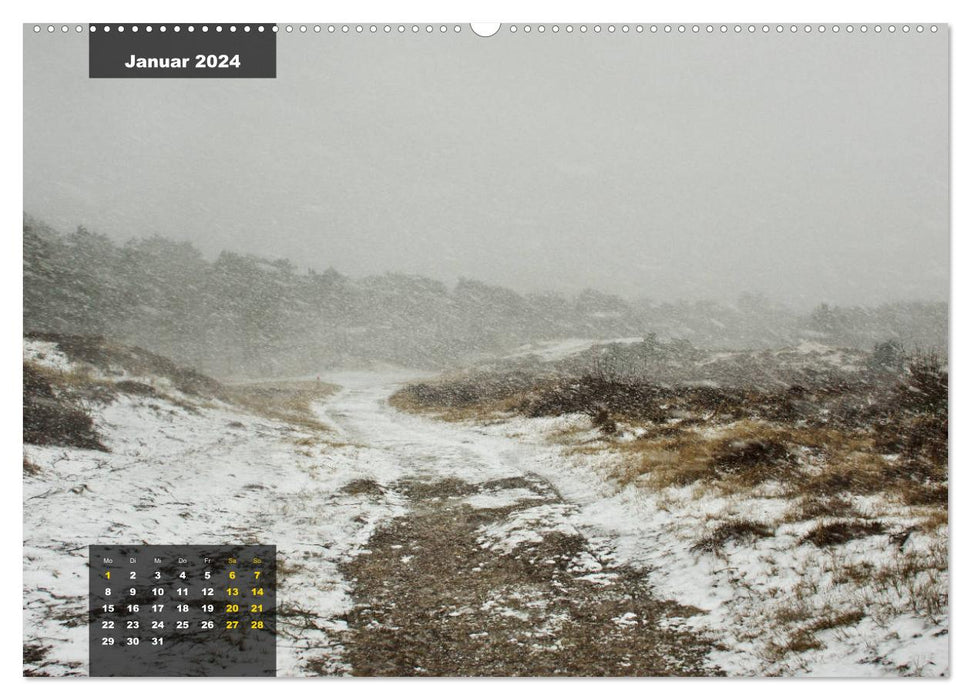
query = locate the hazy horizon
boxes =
[24,26,949,308]
[23,211,950,313]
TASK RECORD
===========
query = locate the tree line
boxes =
[23,217,947,377]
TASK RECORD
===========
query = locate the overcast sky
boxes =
[24,26,948,307]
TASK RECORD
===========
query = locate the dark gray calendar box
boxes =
[88,545,276,677]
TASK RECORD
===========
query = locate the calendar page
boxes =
[22,19,949,678]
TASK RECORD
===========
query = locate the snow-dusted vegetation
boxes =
[22,220,948,677]
[23,337,394,676]
[392,337,949,675]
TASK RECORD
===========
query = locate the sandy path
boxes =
[315,373,717,676]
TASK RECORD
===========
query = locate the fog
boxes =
[24,26,948,308]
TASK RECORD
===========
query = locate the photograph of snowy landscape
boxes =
[23,24,948,676]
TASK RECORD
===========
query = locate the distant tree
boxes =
[810,303,838,335]
[20,215,950,377]
[117,236,208,361]
[867,340,906,372]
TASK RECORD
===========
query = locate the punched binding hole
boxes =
[470,23,501,38]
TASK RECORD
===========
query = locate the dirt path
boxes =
[316,373,719,676]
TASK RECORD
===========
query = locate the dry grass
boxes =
[391,355,947,507]
[608,419,945,520]
[802,452,894,497]
[274,556,311,586]
[389,362,948,673]
[341,478,385,497]
[613,420,833,492]
[868,540,949,620]
[23,361,107,451]
[900,481,949,507]
[224,380,339,432]
[576,408,947,673]
[784,495,861,522]
[753,537,948,669]
[691,519,774,553]
[388,389,523,422]
[809,609,866,632]
[920,509,948,532]
[800,520,886,547]
[766,629,824,660]
[23,455,41,476]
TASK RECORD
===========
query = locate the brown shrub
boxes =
[809,609,865,631]
[899,481,948,507]
[635,452,712,489]
[766,629,824,661]
[115,380,158,397]
[801,520,885,547]
[920,509,948,532]
[23,362,106,451]
[341,479,385,497]
[588,404,617,435]
[710,435,798,485]
[896,354,948,415]
[873,354,948,482]
[785,495,860,522]
[621,421,812,491]
[691,519,774,553]
[802,452,892,497]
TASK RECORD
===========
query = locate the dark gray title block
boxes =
[89,24,276,78]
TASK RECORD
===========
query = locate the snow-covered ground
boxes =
[300,371,950,676]
[23,345,411,676]
[23,341,948,676]
[431,412,950,677]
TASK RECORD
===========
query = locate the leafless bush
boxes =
[23,362,106,451]
[691,519,774,553]
[801,520,885,547]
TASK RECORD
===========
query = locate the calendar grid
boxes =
[88,545,277,677]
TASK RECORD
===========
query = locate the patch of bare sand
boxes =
[333,475,719,676]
